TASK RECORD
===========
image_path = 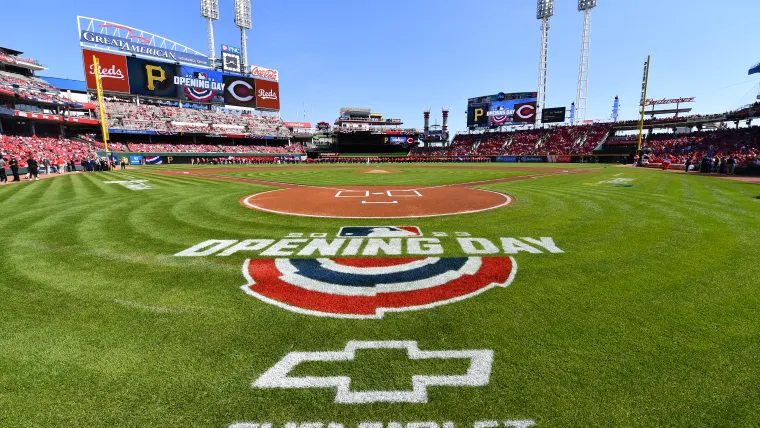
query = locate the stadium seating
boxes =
[0,70,69,104]
[102,100,293,137]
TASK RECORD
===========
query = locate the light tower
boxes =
[200,0,219,65]
[536,0,554,127]
[234,0,252,73]
[574,0,597,124]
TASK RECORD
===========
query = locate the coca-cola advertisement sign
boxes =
[283,122,312,129]
[254,79,280,110]
[82,48,130,93]
[250,65,279,81]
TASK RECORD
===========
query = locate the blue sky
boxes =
[2,0,759,133]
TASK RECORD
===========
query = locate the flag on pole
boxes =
[749,62,760,75]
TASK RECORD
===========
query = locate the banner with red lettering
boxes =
[254,79,280,111]
[250,65,279,81]
[82,48,130,93]
[283,122,311,129]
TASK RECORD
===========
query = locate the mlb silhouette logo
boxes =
[337,226,422,237]
[195,72,207,79]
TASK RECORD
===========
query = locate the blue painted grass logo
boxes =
[174,228,564,318]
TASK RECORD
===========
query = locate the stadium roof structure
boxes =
[0,46,24,57]
[0,46,46,71]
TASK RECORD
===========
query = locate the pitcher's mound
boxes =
[362,169,401,174]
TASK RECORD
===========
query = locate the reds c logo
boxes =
[241,256,517,319]
[513,103,536,122]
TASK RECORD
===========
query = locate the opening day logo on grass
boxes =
[175,227,564,318]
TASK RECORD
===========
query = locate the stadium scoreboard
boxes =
[467,92,538,128]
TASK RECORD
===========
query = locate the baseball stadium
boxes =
[1,1,760,427]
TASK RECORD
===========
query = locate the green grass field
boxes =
[1,164,759,427]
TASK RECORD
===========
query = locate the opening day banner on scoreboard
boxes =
[176,66,225,103]
[467,92,538,128]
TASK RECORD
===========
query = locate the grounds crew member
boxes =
[0,157,7,183]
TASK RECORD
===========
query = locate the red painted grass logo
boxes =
[241,256,517,319]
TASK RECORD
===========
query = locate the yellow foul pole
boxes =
[92,56,110,155]
[636,56,651,156]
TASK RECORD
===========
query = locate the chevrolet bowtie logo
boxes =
[252,341,494,404]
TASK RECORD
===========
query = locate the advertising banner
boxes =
[223,75,258,108]
[144,155,166,164]
[79,28,208,66]
[387,136,415,145]
[15,111,63,122]
[541,107,566,123]
[176,66,225,103]
[109,129,157,135]
[519,156,546,163]
[250,65,279,81]
[129,155,143,165]
[127,57,178,98]
[221,45,241,55]
[546,155,572,163]
[468,92,537,105]
[65,117,100,125]
[254,79,280,110]
[493,156,518,163]
[82,48,130,93]
[467,104,489,128]
[283,122,312,129]
[513,102,537,123]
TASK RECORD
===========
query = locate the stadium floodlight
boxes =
[535,0,554,126]
[201,0,219,19]
[574,0,597,123]
[536,0,555,19]
[201,0,219,64]
[234,0,252,73]
[578,0,597,11]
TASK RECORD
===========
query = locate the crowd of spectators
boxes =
[608,127,760,164]
[102,100,292,137]
[307,156,491,164]
[433,124,611,157]
[0,134,99,170]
